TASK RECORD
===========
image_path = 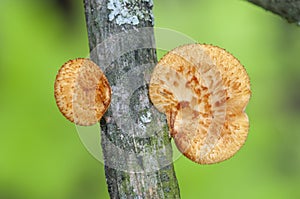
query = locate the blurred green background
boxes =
[1,0,300,198]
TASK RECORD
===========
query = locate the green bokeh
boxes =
[1,0,300,199]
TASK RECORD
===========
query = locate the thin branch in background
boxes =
[248,0,300,24]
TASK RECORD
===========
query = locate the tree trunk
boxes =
[248,0,300,24]
[83,0,181,198]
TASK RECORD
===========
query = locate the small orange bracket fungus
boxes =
[54,58,111,126]
[149,44,251,164]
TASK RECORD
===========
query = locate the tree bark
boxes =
[248,0,300,24]
[83,0,180,198]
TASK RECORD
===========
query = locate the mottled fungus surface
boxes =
[149,44,251,164]
[54,58,111,126]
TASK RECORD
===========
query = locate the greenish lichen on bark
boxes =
[83,0,181,198]
[248,0,300,24]
[107,0,154,25]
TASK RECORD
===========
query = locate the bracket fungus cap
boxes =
[149,44,251,164]
[54,58,111,126]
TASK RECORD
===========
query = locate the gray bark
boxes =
[248,0,300,24]
[83,0,181,198]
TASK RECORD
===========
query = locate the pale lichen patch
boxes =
[107,0,154,26]
[140,111,152,124]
